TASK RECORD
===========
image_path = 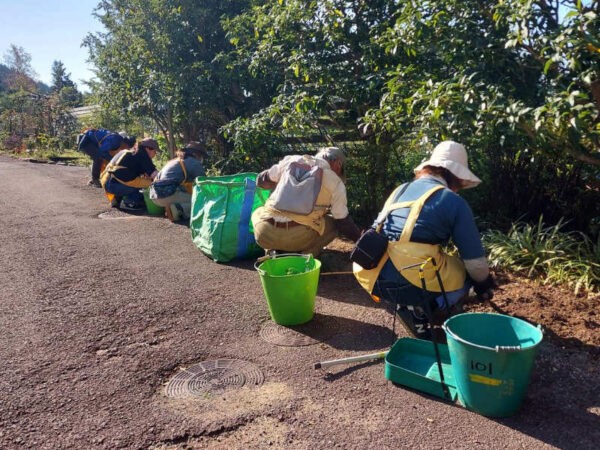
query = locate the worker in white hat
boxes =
[252,146,361,256]
[353,140,496,342]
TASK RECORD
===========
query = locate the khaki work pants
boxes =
[151,190,192,219]
[253,215,338,257]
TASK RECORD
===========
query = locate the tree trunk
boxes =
[153,108,177,158]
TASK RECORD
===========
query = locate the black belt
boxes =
[266,218,303,228]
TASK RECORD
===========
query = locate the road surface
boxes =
[0,155,598,449]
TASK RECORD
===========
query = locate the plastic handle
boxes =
[254,252,313,275]
[254,260,266,275]
[494,345,522,351]
[441,325,522,353]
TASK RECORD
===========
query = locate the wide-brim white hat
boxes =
[414,141,481,188]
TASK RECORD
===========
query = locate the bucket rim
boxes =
[254,253,320,277]
[442,312,543,353]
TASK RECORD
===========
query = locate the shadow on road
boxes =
[493,339,600,449]
[282,312,395,352]
[317,275,379,309]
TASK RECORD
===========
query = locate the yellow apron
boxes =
[353,185,466,298]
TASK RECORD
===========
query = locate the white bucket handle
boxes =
[442,324,524,353]
[254,252,313,276]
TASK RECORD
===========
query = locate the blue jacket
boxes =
[85,129,125,160]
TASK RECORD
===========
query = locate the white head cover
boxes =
[414,140,481,188]
[315,146,346,165]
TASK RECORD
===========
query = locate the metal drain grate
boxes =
[259,317,336,347]
[98,209,147,219]
[164,359,264,398]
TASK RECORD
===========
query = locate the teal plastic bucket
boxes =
[255,254,321,326]
[442,313,543,417]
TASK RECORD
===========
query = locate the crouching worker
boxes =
[353,141,497,341]
[148,141,208,221]
[252,146,361,257]
[77,128,136,187]
[101,138,160,211]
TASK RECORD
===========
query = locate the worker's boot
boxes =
[168,203,184,221]
[394,305,433,341]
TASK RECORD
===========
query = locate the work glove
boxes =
[473,274,497,302]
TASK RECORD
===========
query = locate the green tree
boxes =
[3,44,37,92]
[50,60,82,107]
[1,45,39,149]
[362,0,599,232]
[84,0,253,156]
[222,0,406,220]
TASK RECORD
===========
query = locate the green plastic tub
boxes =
[443,312,543,417]
[385,337,458,401]
[142,188,165,216]
[255,254,320,326]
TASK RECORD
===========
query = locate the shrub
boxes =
[483,217,600,294]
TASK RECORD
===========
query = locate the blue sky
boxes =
[0,0,102,91]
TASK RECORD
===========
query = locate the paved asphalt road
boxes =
[0,155,598,449]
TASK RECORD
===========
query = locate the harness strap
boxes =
[97,133,108,146]
[106,150,132,173]
[374,182,411,232]
[103,150,133,184]
[178,159,188,182]
[88,129,108,146]
[374,184,444,238]
[178,159,195,194]
[398,185,444,243]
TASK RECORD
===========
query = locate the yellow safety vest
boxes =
[353,185,466,297]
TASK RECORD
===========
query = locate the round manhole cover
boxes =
[164,359,264,398]
[259,315,337,347]
[98,209,147,219]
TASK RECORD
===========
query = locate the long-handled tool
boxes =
[419,257,451,400]
[313,350,388,369]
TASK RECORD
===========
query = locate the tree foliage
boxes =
[358,0,599,230]
[221,0,410,220]
[0,47,82,151]
[14,0,595,235]
[84,0,255,156]
[3,44,37,92]
[220,1,599,230]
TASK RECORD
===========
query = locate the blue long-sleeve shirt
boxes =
[375,176,485,260]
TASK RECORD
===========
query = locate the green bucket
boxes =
[442,312,543,417]
[142,188,165,216]
[255,254,321,326]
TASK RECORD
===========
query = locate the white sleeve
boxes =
[329,180,349,219]
[267,162,283,182]
[464,257,490,283]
